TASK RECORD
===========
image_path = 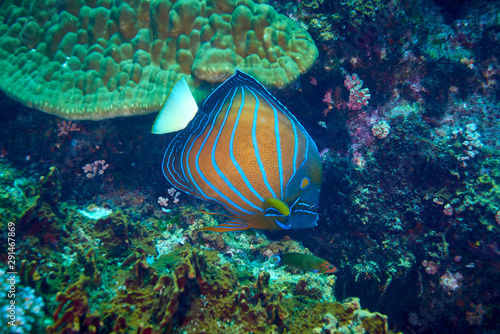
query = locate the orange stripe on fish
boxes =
[153,70,322,232]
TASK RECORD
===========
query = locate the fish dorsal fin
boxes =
[151,77,198,134]
[202,70,285,113]
[263,198,290,217]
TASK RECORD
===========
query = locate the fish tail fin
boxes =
[320,261,337,274]
[202,221,251,232]
[151,76,198,134]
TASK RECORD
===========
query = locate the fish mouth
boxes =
[275,212,319,230]
[289,213,319,229]
[289,200,319,229]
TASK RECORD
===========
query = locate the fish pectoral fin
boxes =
[263,198,290,217]
[151,76,198,134]
[202,221,251,232]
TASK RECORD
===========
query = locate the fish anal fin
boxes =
[202,221,251,232]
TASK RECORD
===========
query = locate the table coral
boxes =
[0,0,318,120]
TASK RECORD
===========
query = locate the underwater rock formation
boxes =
[0,0,317,120]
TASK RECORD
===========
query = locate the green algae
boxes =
[0,161,39,226]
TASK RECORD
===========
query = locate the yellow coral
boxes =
[0,0,318,120]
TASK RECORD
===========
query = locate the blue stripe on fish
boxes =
[229,88,265,203]
[291,119,299,181]
[194,89,253,216]
[183,97,244,215]
[250,89,277,199]
[212,87,262,212]
[275,220,291,229]
[270,92,284,199]
[253,88,287,198]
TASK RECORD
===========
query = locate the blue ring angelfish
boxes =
[152,70,322,232]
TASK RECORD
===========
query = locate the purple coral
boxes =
[344,74,371,110]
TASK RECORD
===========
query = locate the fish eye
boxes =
[300,177,310,189]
